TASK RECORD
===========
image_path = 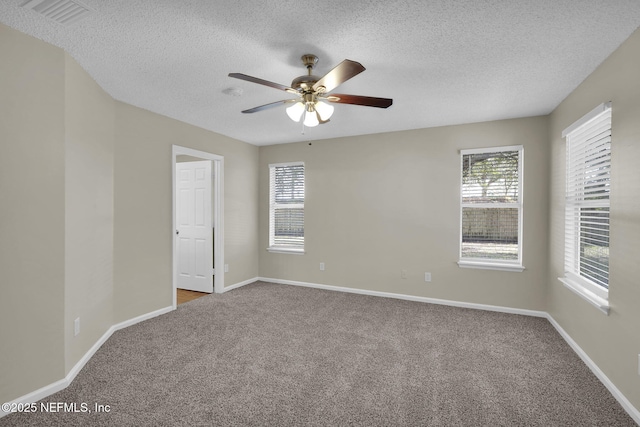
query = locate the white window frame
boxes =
[559,102,611,314]
[458,145,524,272]
[267,161,305,254]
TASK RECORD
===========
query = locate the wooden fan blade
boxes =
[326,94,393,108]
[312,60,365,93]
[229,73,297,93]
[241,99,298,114]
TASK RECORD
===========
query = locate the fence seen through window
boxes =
[460,147,522,263]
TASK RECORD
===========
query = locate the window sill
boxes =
[457,260,525,272]
[266,247,305,255]
[558,277,609,315]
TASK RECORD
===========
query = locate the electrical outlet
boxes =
[319,262,325,271]
[401,269,407,279]
[224,264,229,273]
[425,272,432,282]
[74,317,80,336]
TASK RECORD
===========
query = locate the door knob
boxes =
[176,230,180,235]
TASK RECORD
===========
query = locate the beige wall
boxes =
[259,116,550,311]
[0,23,260,404]
[64,53,115,372]
[0,24,66,403]
[548,27,640,411]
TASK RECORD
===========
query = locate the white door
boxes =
[176,160,213,293]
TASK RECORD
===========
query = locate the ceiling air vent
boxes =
[22,0,92,26]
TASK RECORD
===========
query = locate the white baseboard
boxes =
[221,276,258,293]
[0,305,173,419]
[545,314,640,425]
[257,277,547,318]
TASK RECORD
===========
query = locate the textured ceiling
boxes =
[2,1,640,146]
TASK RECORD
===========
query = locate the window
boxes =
[458,145,524,271]
[268,162,305,254]
[560,103,611,313]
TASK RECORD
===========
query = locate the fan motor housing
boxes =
[291,54,321,92]
[291,74,319,91]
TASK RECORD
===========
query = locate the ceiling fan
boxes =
[228,54,393,127]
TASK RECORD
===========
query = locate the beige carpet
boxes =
[1,281,635,426]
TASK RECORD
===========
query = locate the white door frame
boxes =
[172,145,224,308]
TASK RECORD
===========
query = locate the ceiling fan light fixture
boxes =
[303,108,319,127]
[286,101,305,122]
[229,54,393,129]
[314,100,334,121]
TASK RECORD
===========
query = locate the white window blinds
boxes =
[564,105,611,292]
[269,162,305,251]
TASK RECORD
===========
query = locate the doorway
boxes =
[176,159,213,293]
[172,145,224,309]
